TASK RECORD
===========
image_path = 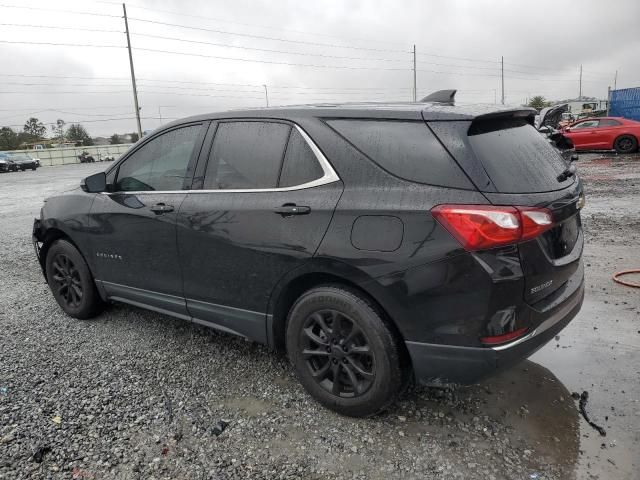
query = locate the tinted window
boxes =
[115,125,201,191]
[204,122,291,190]
[279,129,324,187]
[572,120,599,129]
[599,119,621,127]
[467,118,569,193]
[327,119,472,189]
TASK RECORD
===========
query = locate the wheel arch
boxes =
[38,227,84,278]
[268,260,410,372]
[613,132,639,152]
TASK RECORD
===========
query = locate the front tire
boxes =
[286,285,403,417]
[614,135,638,154]
[45,240,103,319]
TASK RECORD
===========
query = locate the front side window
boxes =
[204,121,291,190]
[115,125,202,192]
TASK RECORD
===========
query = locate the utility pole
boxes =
[123,3,142,138]
[579,64,583,99]
[412,45,417,102]
[263,84,269,107]
[500,56,505,105]
[614,70,618,90]
[158,106,163,126]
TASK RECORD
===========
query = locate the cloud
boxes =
[0,0,637,136]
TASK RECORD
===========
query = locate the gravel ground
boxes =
[0,156,638,480]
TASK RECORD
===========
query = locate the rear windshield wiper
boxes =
[557,164,577,182]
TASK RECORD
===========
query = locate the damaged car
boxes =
[33,96,585,417]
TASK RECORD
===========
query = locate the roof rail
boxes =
[420,89,456,105]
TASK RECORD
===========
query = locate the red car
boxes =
[563,117,640,153]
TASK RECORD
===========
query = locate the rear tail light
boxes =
[480,327,528,346]
[431,204,553,251]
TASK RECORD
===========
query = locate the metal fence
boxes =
[7,144,133,167]
[609,87,640,121]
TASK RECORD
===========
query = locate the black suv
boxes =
[33,101,584,417]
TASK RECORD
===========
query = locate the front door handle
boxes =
[274,204,311,216]
[150,203,174,214]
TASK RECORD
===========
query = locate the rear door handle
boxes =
[274,204,310,216]
[150,203,174,214]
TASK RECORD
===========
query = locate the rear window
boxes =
[467,118,570,193]
[326,119,472,189]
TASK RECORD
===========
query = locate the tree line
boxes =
[0,117,139,151]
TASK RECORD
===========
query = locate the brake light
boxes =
[431,204,553,251]
[480,327,528,346]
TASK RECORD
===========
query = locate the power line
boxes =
[0,90,132,94]
[0,73,415,91]
[0,40,123,48]
[130,32,410,63]
[0,3,121,18]
[95,0,408,47]
[127,17,410,54]
[133,47,412,71]
[0,23,123,34]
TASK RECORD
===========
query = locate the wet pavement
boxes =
[529,151,640,479]
[0,154,638,479]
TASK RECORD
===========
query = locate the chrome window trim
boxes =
[103,124,340,195]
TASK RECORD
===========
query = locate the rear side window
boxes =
[204,122,291,190]
[326,119,472,189]
[599,119,621,127]
[279,129,324,187]
[467,118,569,193]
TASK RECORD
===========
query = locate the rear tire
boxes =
[286,285,403,417]
[45,240,104,319]
[614,135,638,154]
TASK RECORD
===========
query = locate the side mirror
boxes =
[81,171,107,193]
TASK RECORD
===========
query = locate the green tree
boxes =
[527,96,552,110]
[129,132,139,143]
[66,123,93,146]
[0,127,21,150]
[109,133,122,145]
[50,119,65,143]
[23,117,46,141]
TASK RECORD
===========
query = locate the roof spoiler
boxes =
[420,89,456,105]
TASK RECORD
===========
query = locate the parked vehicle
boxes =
[78,152,95,163]
[0,153,14,172]
[33,101,585,417]
[563,116,640,153]
[538,125,578,163]
[6,153,39,171]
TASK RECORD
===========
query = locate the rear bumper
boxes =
[406,276,584,386]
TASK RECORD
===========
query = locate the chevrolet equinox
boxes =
[33,100,585,417]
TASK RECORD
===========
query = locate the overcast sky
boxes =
[1,0,638,137]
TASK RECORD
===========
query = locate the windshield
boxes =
[7,154,32,160]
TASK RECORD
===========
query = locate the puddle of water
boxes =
[530,297,640,480]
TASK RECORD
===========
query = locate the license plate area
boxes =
[538,213,580,260]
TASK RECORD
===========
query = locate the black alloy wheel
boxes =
[301,309,375,398]
[286,285,404,417]
[50,253,83,309]
[614,135,638,154]
[45,239,104,319]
